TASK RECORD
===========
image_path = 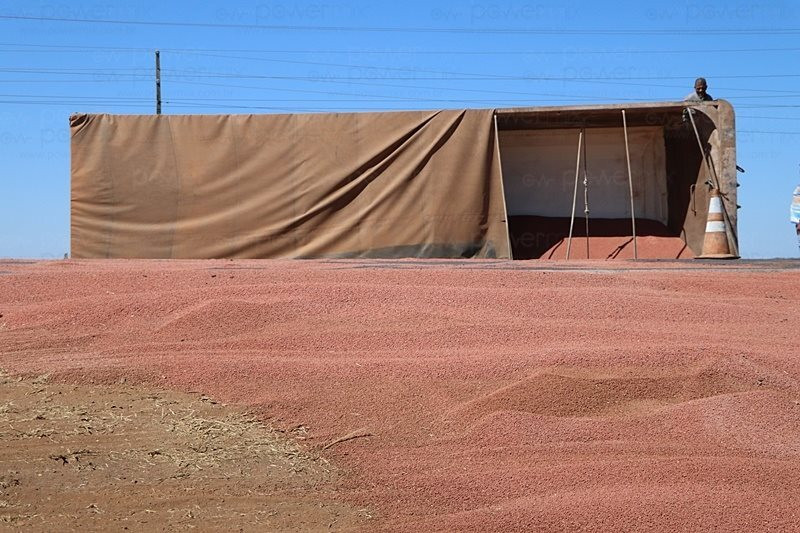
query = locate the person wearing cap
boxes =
[791,183,800,251]
[685,78,714,102]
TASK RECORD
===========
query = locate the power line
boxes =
[0,93,151,100]
[2,53,798,95]
[734,104,800,108]
[157,71,800,82]
[168,79,661,103]
[4,66,800,82]
[1,66,797,100]
[738,130,800,135]
[0,68,151,73]
[168,78,606,101]
[0,99,312,112]
[8,61,800,82]
[1,14,799,35]
[3,92,800,113]
[168,74,800,95]
[163,52,800,81]
[158,52,800,94]
[737,115,800,120]
[0,95,645,105]
[0,42,151,52]
[1,74,794,103]
[0,79,152,83]
[1,56,798,106]
[2,96,800,129]
[166,77,800,100]
[0,100,152,107]
[9,89,799,107]
[2,42,800,55]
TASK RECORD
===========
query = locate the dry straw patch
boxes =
[0,370,370,531]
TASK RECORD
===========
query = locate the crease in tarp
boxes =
[166,116,182,259]
[269,112,444,238]
[144,112,442,252]
[289,111,467,258]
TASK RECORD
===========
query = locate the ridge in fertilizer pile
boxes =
[448,360,771,420]
[1,259,799,531]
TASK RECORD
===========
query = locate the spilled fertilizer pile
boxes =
[1,259,798,531]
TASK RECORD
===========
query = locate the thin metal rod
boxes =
[583,129,590,259]
[155,50,161,115]
[621,110,638,259]
[685,106,718,190]
[566,128,583,259]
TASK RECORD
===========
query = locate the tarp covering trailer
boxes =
[70,101,737,259]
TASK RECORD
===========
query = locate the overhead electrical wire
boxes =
[167,78,620,101]
[2,65,798,102]
[2,42,800,55]
[167,50,800,81]
[732,104,800,108]
[165,73,800,95]
[0,79,152,83]
[2,14,800,35]
[736,115,800,120]
[0,68,152,75]
[2,50,799,96]
[1,94,799,133]
[6,63,800,82]
[737,130,800,134]
[158,72,800,81]
[185,58,800,93]
[162,78,675,102]
[4,73,797,100]
[0,35,797,117]
[4,90,800,113]
[4,74,796,105]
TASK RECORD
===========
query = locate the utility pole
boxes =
[155,50,161,115]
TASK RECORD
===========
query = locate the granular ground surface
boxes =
[1,259,799,532]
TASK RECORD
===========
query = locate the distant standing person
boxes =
[685,77,713,101]
[791,183,800,251]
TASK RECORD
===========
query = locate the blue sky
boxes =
[1,0,798,258]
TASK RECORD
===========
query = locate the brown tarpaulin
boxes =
[71,110,510,259]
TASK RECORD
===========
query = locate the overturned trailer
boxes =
[70,100,737,259]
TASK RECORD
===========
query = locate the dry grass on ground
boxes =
[0,371,372,532]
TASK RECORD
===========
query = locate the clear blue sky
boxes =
[1,0,798,258]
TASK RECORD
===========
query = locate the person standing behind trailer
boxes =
[685,78,714,102]
[791,183,800,252]
[683,78,713,123]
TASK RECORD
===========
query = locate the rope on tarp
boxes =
[621,109,638,259]
[566,128,583,259]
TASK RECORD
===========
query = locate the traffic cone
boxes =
[698,188,738,259]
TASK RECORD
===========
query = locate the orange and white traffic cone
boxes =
[698,188,738,259]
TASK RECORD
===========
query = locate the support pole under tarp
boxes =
[622,110,638,259]
[582,133,590,259]
[566,128,583,259]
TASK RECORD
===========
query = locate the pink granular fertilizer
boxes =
[1,258,799,531]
